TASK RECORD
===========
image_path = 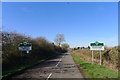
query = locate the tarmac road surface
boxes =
[10,53,84,80]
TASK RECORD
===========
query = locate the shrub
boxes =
[2,32,67,71]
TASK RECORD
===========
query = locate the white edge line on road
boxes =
[46,73,52,80]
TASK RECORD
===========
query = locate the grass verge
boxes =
[71,53,119,79]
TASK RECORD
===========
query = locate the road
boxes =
[10,53,84,80]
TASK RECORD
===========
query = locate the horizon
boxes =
[2,2,118,48]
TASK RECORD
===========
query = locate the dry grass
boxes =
[71,47,118,72]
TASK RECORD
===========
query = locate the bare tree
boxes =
[61,43,69,49]
[54,34,65,46]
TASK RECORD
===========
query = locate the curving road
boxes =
[10,53,84,80]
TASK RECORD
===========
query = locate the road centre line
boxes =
[55,59,61,67]
[46,73,52,80]
[46,55,65,80]
[55,55,64,67]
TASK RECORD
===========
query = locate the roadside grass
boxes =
[2,53,59,78]
[71,53,119,79]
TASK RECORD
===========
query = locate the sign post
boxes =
[92,50,94,64]
[100,50,102,65]
[18,42,32,64]
[90,41,104,65]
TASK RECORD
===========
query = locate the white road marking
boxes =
[55,59,61,67]
[46,73,52,80]
[47,55,65,80]
[55,55,64,67]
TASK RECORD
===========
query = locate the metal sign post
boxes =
[90,41,104,65]
[92,50,94,64]
[100,50,102,65]
[18,42,32,64]
[27,51,29,54]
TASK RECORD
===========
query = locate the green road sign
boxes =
[90,41,104,46]
[19,43,32,47]
[90,41,104,65]
[90,41,104,50]
[18,42,32,51]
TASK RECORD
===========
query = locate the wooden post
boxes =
[92,50,94,64]
[100,50,102,65]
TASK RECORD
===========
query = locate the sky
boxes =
[2,2,118,48]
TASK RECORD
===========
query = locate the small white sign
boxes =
[18,46,32,51]
[90,46,104,50]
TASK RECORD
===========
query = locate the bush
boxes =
[2,32,67,71]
